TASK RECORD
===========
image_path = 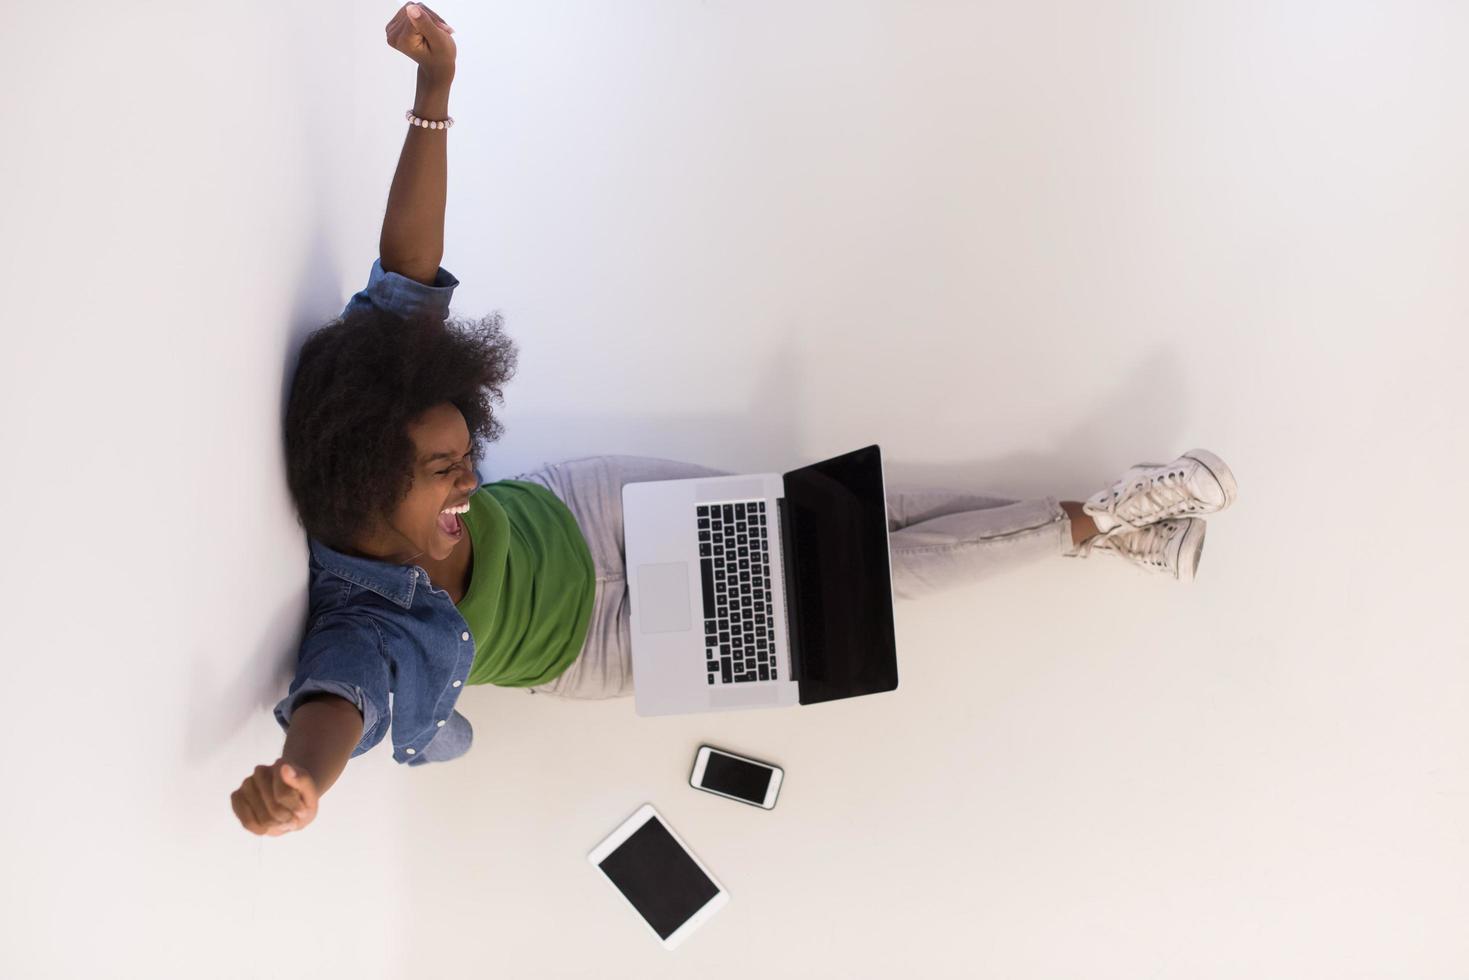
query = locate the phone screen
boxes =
[702,751,773,804]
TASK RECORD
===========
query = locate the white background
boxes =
[2,1,1466,977]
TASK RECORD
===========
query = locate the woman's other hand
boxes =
[230,759,321,837]
[386,3,457,87]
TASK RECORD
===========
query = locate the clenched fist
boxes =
[230,759,321,837]
[387,3,456,87]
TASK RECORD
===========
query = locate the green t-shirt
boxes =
[456,479,596,687]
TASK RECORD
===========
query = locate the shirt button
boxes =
[405,748,416,755]
[452,680,462,687]
[437,720,446,727]
[461,631,470,641]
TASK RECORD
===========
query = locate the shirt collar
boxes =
[308,537,422,609]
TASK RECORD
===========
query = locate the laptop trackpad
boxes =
[636,562,692,634]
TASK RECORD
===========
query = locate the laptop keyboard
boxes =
[697,501,777,685]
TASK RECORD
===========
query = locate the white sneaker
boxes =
[1083,448,1237,535]
[1065,517,1208,582]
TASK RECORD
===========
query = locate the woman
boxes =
[230,4,1238,837]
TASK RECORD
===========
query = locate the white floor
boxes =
[2,2,1467,977]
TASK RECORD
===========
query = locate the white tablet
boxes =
[587,803,729,950]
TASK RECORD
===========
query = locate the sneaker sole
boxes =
[1174,518,1207,581]
[1181,448,1238,513]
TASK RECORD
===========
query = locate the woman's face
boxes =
[352,401,480,566]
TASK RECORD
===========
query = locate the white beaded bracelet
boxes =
[405,109,455,130]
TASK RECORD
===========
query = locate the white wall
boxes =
[2,1,1466,977]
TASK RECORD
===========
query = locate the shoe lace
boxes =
[1072,521,1176,562]
[1099,469,1191,527]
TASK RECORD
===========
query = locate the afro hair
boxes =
[284,305,519,553]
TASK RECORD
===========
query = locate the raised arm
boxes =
[281,693,364,795]
[380,3,457,284]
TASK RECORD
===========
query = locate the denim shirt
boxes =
[274,256,479,767]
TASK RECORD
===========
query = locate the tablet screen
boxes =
[596,815,720,939]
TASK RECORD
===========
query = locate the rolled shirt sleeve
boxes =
[341,256,461,322]
[274,615,392,760]
[408,709,474,766]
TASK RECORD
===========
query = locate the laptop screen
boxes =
[780,444,899,704]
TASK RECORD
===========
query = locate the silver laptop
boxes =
[622,445,899,716]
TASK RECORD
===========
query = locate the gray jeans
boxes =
[508,455,1072,699]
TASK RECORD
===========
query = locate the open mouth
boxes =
[436,510,465,539]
